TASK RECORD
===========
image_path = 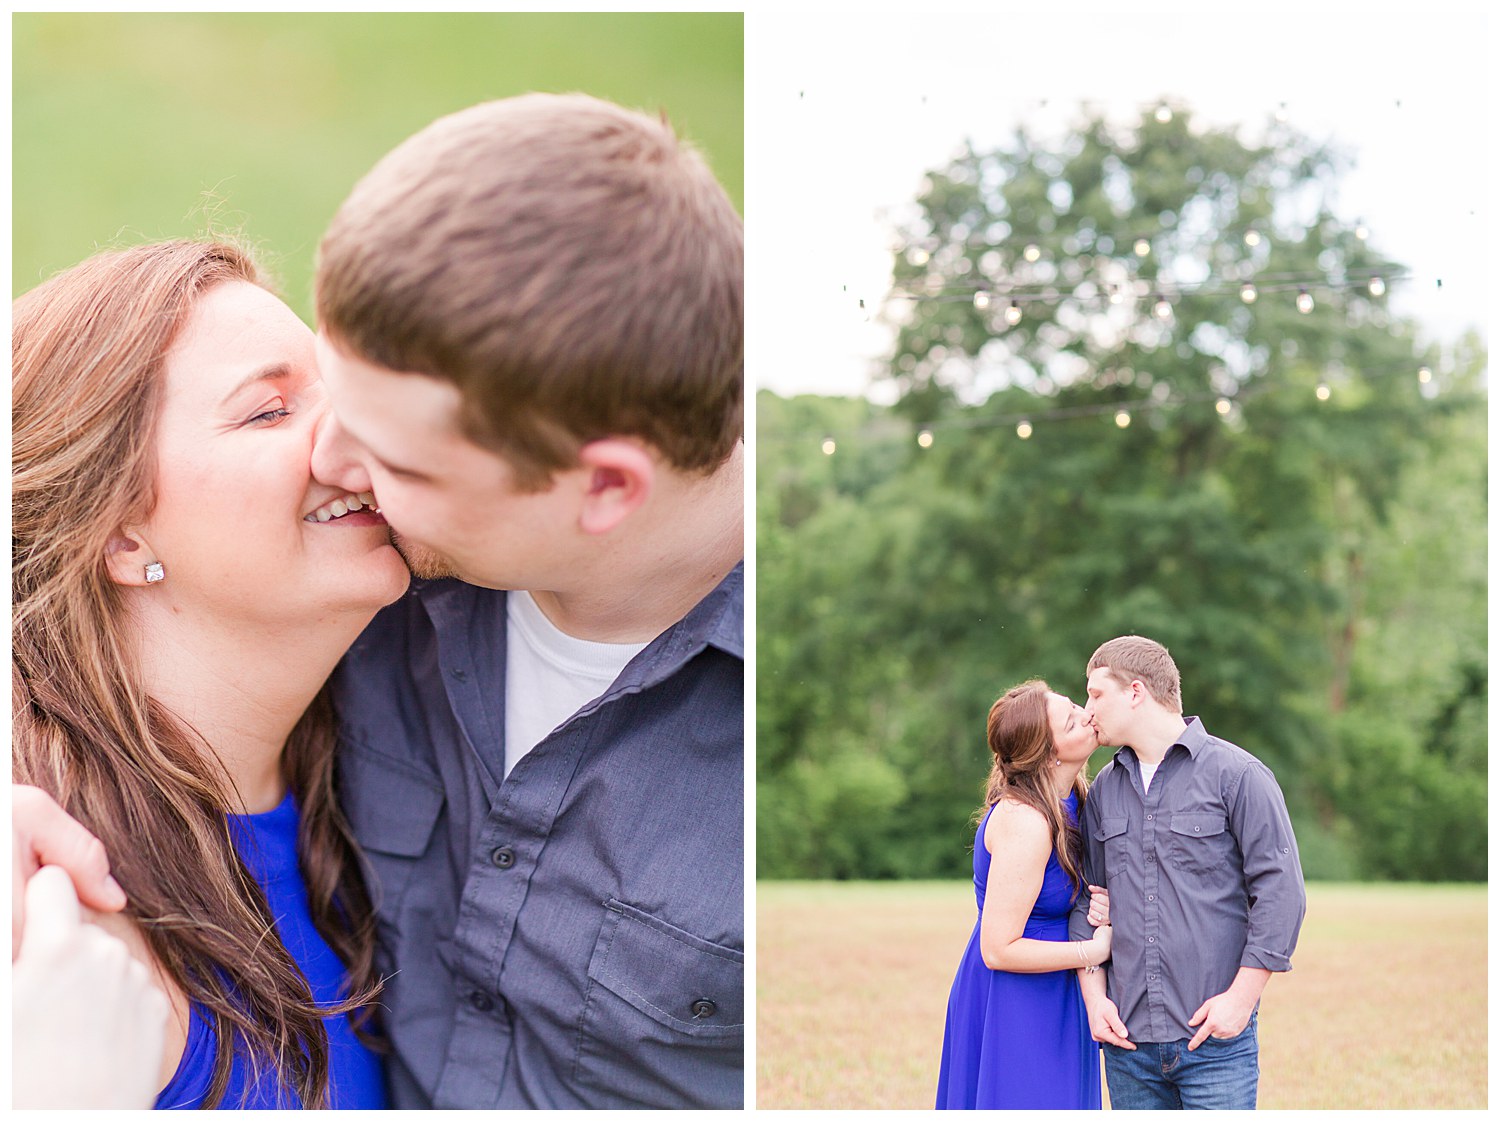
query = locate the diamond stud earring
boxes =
[145,561,165,584]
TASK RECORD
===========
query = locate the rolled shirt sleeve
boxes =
[1228,758,1306,973]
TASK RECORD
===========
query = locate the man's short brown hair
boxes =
[316,93,743,490]
[1088,635,1182,713]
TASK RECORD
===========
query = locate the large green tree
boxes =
[757,106,1485,881]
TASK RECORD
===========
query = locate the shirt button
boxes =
[491,846,516,869]
[450,667,468,681]
[1146,814,1153,820]
[1147,895,1155,902]
[691,999,717,1020]
[470,990,494,1012]
[1194,825,1201,832]
[1147,936,1156,943]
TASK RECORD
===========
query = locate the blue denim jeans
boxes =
[1102,1013,1259,1109]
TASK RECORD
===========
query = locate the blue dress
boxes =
[935,791,1101,1109]
[155,793,387,1109]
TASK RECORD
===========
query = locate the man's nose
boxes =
[310,407,373,495]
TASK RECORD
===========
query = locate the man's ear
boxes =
[575,439,655,535]
[103,529,159,587]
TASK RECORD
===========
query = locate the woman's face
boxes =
[134,281,409,628]
[1046,692,1099,765]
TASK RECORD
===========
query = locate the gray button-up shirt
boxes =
[331,564,744,1108]
[1068,717,1305,1042]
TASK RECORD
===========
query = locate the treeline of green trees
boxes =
[757,106,1486,883]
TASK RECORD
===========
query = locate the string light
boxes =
[917,429,934,448]
[765,358,1446,454]
[1155,105,1173,123]
[1296,288,1315,314]
[1023,244,1041,263]
[1153,294,1172,319]
[1355,225,1369,241]
[1244,230,1262,247]
[1004,300,1023,326]
[1133,238,1151,257]
[973,291,991,309]
[889,269,1409,311]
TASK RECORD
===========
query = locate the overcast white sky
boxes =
[747,6,1491,401]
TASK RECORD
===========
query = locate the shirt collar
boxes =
[412,560,744,664]
[1112,715,1207,767]
[1175,715,1208,756]
[683,560,744,660]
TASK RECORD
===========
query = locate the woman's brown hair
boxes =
[979,680,1089,891]
[12,241,380,1108]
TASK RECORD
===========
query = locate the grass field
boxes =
[13,13,742,314]
[756,881,1486,1110]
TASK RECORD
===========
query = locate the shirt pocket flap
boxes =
[587,899,744,1038]
[1169,812,1228,839]
[340,746,445,858]
[1095,815,1129,842]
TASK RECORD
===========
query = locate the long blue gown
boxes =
[935,791,1101,1109]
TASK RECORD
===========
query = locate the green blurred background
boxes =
[13,12,742,317]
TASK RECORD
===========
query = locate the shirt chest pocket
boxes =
[1095,816,1131,879]
[338,745,446,929]
[574,899,743,1107]
[1166,812,1232,875]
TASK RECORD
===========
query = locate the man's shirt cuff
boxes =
[1241,943,1293,972]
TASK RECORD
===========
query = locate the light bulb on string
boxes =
[1240,282,1258,304]
[1153,294,1172,320]
[1155,105,1173,123]
[1023,244,1041,263]
[1315,384,1331,401]
[1418,366,1433,384]
[821,437,837,455]
[1114,410,1131,429]
[1244,230,1262,248]
[1004,300,1023,326]
[917,429,934,449]
[973,291,991,310]
[1355,225,1369,241]
[1107,284,1123,305]
[1368,276,1386,297]
[1296,289,1315,314]
[1133,238,1151,257]
[1016,421,1033,440]
[1215,398,1232,415]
